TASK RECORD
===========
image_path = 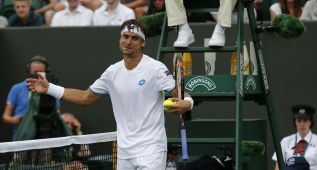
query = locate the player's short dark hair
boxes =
[120,19,147,38]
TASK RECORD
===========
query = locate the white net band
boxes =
[0,132,117,153]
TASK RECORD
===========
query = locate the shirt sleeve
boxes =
[272,138,286,161]
[89,69,110,95]
[128,9,136,20]
[51,13,59,27]
[272,152,277,161]
[156,62,175,92]
[7,85,17,107]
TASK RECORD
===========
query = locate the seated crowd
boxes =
[0,0,161,27]
[0,0,316,27]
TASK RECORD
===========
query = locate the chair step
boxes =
[168,138,265,156]
[187,8,219,13]
[189,91,262,97]
[168,137,235,144]
[185,75,263,95]
[188,92,264,103]
[166,75,265,104]
[160,46,237,53]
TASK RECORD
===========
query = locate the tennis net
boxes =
[0,132,117,170]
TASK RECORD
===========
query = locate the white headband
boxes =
[120,24,145,41]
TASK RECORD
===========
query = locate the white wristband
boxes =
[46,83,65,99]
[184,97,194,110]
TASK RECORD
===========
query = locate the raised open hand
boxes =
[26,73,49,94]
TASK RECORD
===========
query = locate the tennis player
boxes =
[27,19,194,170]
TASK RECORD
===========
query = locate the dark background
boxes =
[0,22,316,168]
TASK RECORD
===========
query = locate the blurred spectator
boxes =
[146,0,164,15]
[52,0,103,13]
[253,0,263,20]
[270,0,303,22]
[51,0,93,27]
[80,0,103,11]
[8,0,44,26]
[61,112,91,169]
[61,112,83,135]
[2,56,51,140]
[121,0,147,19]
[47,0,102,26]
[300,0,317,21]
[0,16,9,27]
[35,0,59,26]
[93,0,135,26]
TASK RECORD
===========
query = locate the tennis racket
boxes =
[174,52,189,160]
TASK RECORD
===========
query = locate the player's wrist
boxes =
[184,97,194,110]
[46,83,65,99]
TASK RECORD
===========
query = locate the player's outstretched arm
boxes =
[62,89,101,106]
[27,74,101,106]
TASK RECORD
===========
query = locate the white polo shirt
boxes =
[272,131,317,169]
[93,2,135,26]
[90,55,175,159]
[51,4,93,27]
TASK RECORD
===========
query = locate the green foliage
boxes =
[138,12,166,37]
[273,14,306,39]
[242,141,265,156]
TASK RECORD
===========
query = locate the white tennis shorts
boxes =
[117,151,167,170]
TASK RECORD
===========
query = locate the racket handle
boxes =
[181,128,189,160]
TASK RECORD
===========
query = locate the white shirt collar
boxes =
[104,2,121,14]
[66,4,85,14]
[296,130,312,143]
[122,54,146,72]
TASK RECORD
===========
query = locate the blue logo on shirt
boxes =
[138,79,146,86]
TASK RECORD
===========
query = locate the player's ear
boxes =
[141,41,145,48]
